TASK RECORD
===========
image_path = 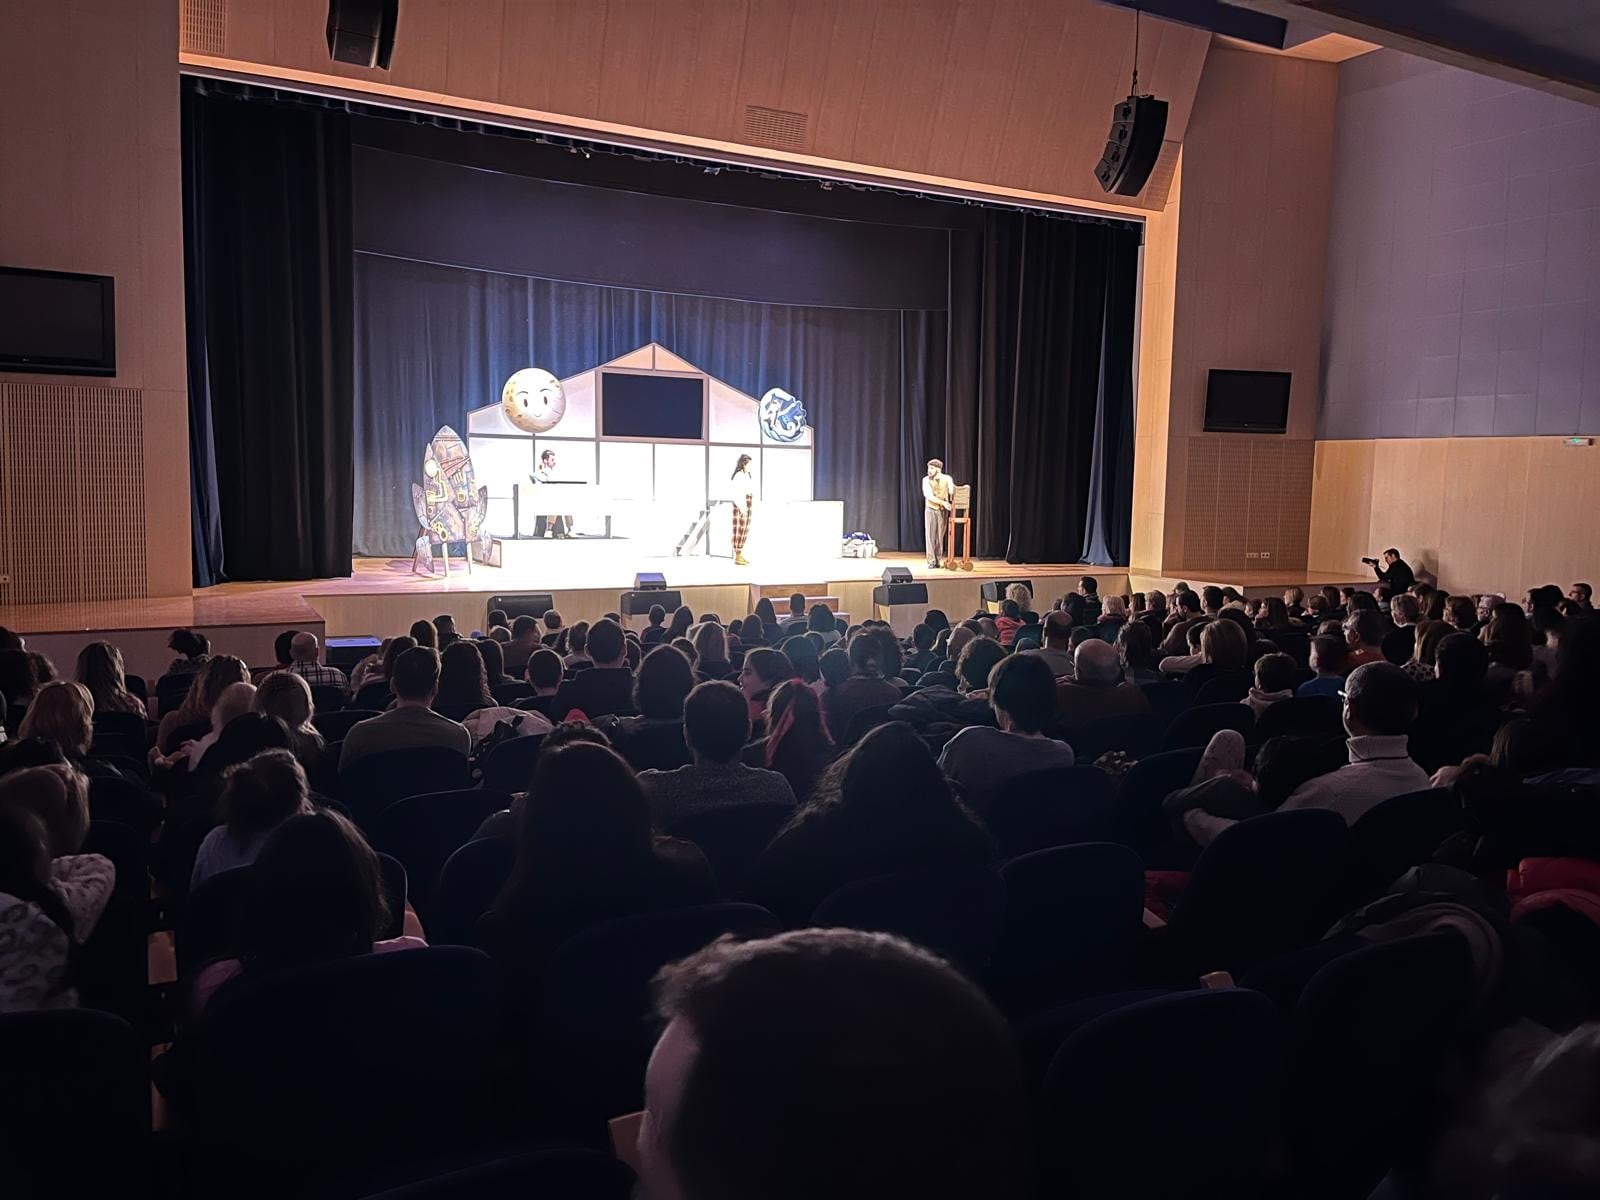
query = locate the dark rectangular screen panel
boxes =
[600,373,705,440]
[1203,369,1290,434]
[0,267,116,375]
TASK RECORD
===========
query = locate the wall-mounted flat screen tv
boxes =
[1204,369,1290,433]
[0,266,116,376]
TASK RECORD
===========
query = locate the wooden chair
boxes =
[945,484,973,570]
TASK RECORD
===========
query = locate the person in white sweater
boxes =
[1185,662,1430,846]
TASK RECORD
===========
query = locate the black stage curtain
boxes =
[945,214,1140,565]
[182,90,354,582]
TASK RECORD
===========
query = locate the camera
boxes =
[1361,556,1378,566]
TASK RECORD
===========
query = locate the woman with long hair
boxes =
[158,655,249,753]
[434,640,495,721]
[738,647,793,728]
[730,453,755,566]
[746,721,991,925]
[667,605,695,641]
[778,635,821,685]
[190,809,424,1012]
[691,622,732,683]
[746,680,834,804]
[476,636,508,687]
[253,672,325,766]
[75,642,145,718]
[807,603,842,649]
[753,596,780,638]
[480,743,714,992]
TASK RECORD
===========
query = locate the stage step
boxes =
[674,508,711,557]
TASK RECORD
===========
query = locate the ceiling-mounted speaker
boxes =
[326,0,399,70]
[1094,94,1168,196]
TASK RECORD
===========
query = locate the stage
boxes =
[2,536,1371,683]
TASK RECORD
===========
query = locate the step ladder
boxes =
[675,507,711,557]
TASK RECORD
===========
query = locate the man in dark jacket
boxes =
[1367,548,1416,594]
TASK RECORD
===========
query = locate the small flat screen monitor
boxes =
[1204,369,1290,434]
[600,372,706,441]
[0,267,116,376]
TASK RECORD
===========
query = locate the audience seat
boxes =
[841,703,897,747]
[191,947,504,1195]
[1194,672,1254,706]
[339,747,473,827]
[311,683,349,713]
[0,1008,152,1200]
[154,673,195,717]
[1343,789,1460,905]
[613,721,693,773]
[77,818,155,1030]
[1286,932,1477,1199]
[1139,680,1189,726]
[1270,628,1311,668]
[125,673,149,705]
[489,681,534,705]
[812,863,1005,978]
[667,803,791,896]
[1067,711,1165,764]
[978,766,1121,859]
[92,709,150,742]
[88,774,164,838]
[314,708,384,741]
[1039,988,1286,1199]
[369,789,514,916]
[918,670,958,690]
[989,842,1144,1015]
[1163,702,1254,752]
[479,735,545,794]
[1118,747,1205,851]
[1159,809,1350,978]
[352,682,396,711]
[535,903,780,1132]
[430,836,516,947]
[360,1148,635,1200]
[1249,695,1345,743]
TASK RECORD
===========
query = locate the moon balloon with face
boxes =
[501,367,567,433]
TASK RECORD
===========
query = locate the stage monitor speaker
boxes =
[873,583,929,606]
[881,566,914,586]
[981,579,1035,604]
[326,0,400,69]
[324,635,380,673]
[621,589,682,616]
[634,572,668,590]
[490,593,554,621]
[1094,94,1168,197]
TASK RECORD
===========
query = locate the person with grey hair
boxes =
[1183,661,1430,845]
[920,458,954,569]
[1055,637,1150,724]
[288,630,348,693]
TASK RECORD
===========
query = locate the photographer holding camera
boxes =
[1362,547,1415,594]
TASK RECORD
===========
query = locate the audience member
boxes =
[1056,638,1150,723]
[515,648,564,719]
[166,629,212,677]
[954,637,1007,698]
[409,618,438,650]
[807,604,842,649]
[1158,618,1209,675]
[475,636,508,688]
[288,632,348,695]
[433,614,461,648]
[1116,619,1161,686]
[640,681,795,829]
[253,671,325,767]
[1404,618,1451,683]
[638,928,1028,1200]
[190,809,424,1012]
[746,723,992,926]
[778,636,821,686]
[504,615,542,674]
[156,655,249,754]
[742,681,835,806]
[994,599,1023,648]
[166,681,256,772]
[433,641,495,722]
[75,641,146,717]
[738,648,792,727]
[822,631,903,742]
[540,610,565,647]
[939,653,1074,806]
[1342,609,1388,672]
[562,621,592,668]
[190,749,313,888]
[691,623,734,683]
[18,681,97,765]
[1030,611,1076,677]
[777,593,809,638]
[1243,652,1297,717]
[1097,594,1127,638]
[754,597,782,639]
[1485,602,1535,690]
[642,605,670,647]
[0,804,112,1013]
[1298,635,1347,698]
[481,742,715,978]
[553,618,637,720]
[1569,582,1594,612]
[666,605,695,642]
[339,648,471,769]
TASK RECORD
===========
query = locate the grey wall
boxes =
[1321,49,1600,439]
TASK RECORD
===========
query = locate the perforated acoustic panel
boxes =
[180,0,226,55]
[742,105,809,151]
[0,384,148,606]
[1182,436,1313,573]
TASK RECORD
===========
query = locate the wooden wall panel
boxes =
[1312,437,1600,598]
[1180,436,1315,573]
[192,0,1213,212]
[1,0,188,599]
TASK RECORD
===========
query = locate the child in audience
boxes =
[1298,635,1347,698]
[190,809,424,1013]
[190,749,314,889]
[157,654,250,754]
[1243,652,1298,716]
[745,680,835,806]
[994,600,1023,648]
